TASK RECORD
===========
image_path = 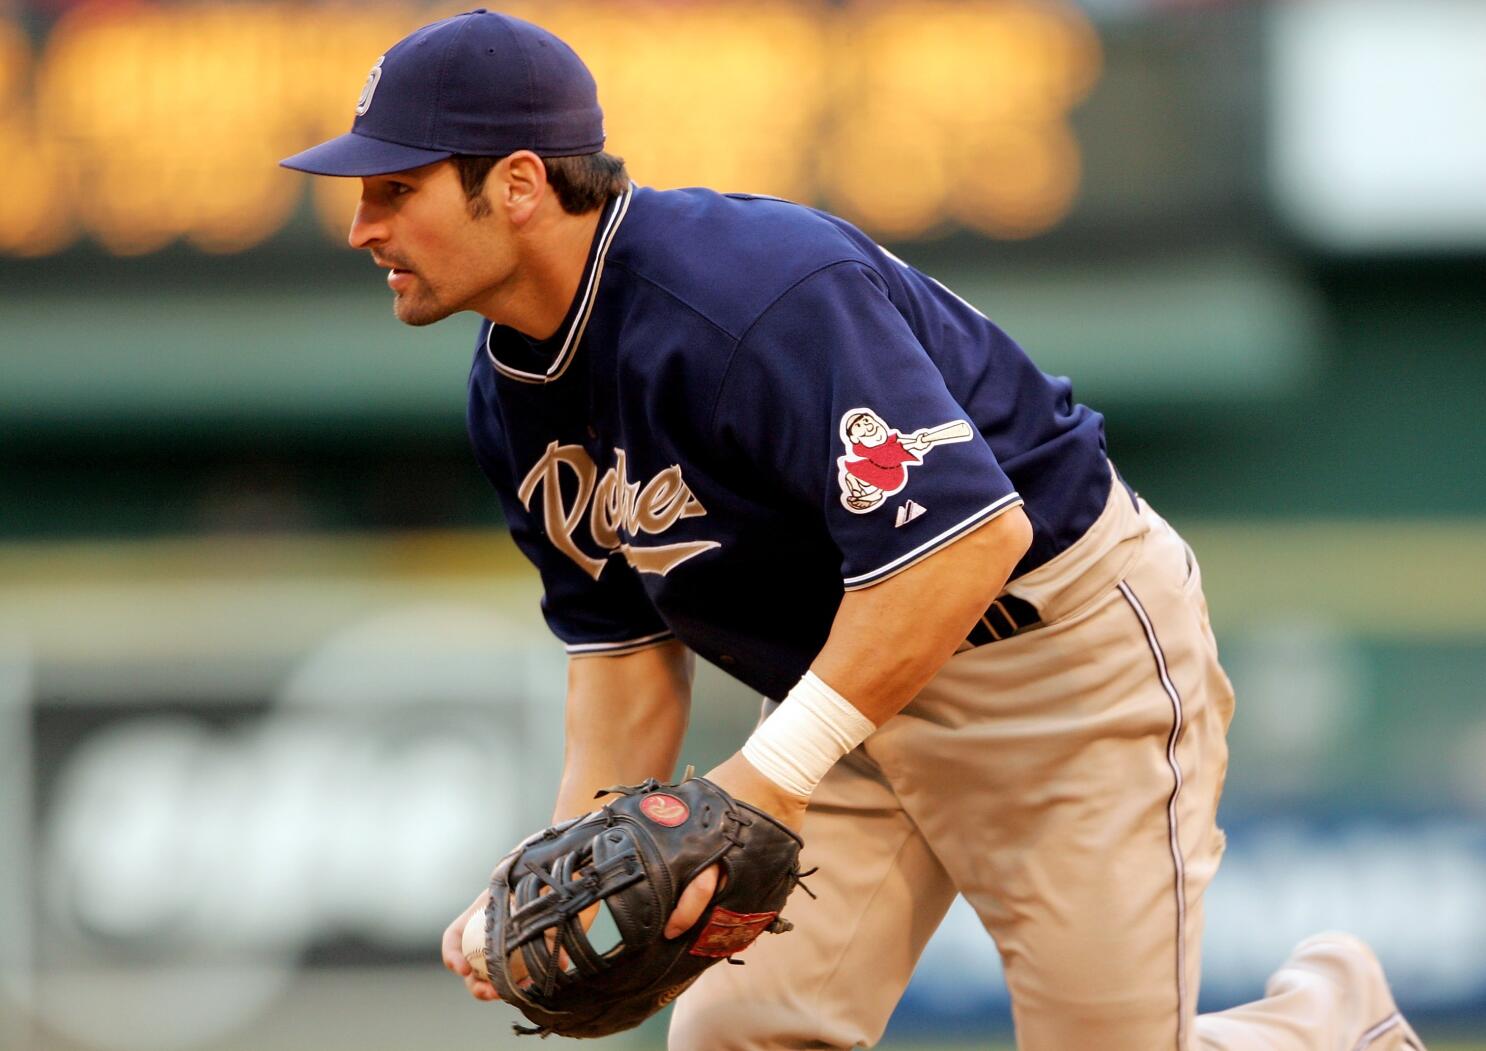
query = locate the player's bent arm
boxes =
[707,504,1033,825]
[553,640,695,822]
[442,641,694,1000]
[815,503,1032,724]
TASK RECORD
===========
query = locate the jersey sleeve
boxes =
[467,391,674,659]
[712,261,1023,590]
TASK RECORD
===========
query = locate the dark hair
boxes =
[451,152,629,217]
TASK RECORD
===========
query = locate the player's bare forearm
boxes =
[554,640,695,821]
[442,642,694,1001]
[707,506,1032,825]
[813,504,1031,726]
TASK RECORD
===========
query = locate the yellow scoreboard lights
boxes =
[0,1,1100,258]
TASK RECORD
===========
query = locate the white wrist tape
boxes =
[741,672,876,797]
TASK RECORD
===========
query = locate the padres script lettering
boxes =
[518,442,720,579]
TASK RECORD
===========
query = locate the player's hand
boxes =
[664,862,725,939]
[704,751,809,834]
[654,753,809,939]
[443,887,595,1000]
[443,858,729,996]
[443,890,502,1001]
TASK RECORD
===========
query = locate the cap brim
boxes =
[279,131,454,176]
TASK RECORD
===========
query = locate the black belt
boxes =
[966,593,1041,647]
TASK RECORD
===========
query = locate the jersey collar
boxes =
[483,183,633,385]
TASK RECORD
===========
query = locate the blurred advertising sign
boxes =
[1268,0,1486,251]
[0,1,1099,258]
[1,600,569,1051]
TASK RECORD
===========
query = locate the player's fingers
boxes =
[442,921,468,974]
[443,890,489,974]
[464,972,501,1001]
[664,863,724,939]
[443,918,471,975]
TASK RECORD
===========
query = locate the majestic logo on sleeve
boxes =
[518,442,720,579]
[836,408,974,513]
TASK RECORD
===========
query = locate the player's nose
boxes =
[347,202,388,251]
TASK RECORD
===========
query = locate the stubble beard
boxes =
[391,281,455,327]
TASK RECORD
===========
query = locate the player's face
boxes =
[347,161,516,327]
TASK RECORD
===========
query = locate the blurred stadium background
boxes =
[1,0,1483,1047]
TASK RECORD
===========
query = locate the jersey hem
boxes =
[564,630,676,657]
[841,492,1024,591]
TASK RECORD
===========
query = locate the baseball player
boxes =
[281,11,1424,1050]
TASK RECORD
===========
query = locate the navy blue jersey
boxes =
[467,185,1111,700]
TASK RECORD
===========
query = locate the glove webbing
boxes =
[510,848,645,996]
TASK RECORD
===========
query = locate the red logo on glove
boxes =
[689,907,779,958]
[639,794,690,827]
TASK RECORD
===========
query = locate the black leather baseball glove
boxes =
[478,776,808,1038]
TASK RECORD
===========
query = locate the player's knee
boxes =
[668,995,760,1051]
[667,994,815,1050]
[669,992,865,1051]
[671,993,844,1046]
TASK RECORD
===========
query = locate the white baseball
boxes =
[462,909,489,979]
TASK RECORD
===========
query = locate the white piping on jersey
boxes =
[565,629,674,656]
[841,492,1022,590]
[485,183,634,385]
[877,242,990,322]
[1352,1013,1407,1051]
[1117,580,1189,1051]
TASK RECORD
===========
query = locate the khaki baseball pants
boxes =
[670,472,1411,1050]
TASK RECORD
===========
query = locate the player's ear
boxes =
[500,151,548,225]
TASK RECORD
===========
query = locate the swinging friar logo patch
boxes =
[836,408,974,513]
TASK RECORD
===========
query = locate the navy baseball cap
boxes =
[281,9,604,177]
